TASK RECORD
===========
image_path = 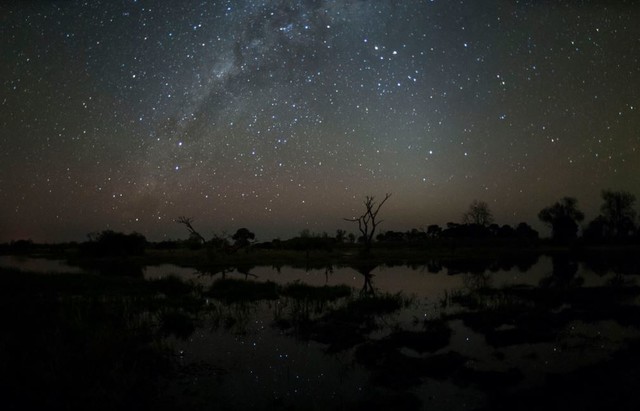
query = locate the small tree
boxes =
[83,230,146,257]
[462,200,493,226]
[538,197,584,242]
[344,193,391,253]
[175,217,207,245]
[426,224,442,239]
[600,189,636,239]
[515,222,539,240]
[583,216,607,242]
[232,228,255,248]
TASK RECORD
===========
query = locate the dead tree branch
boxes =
[343,193,391,252]
[175,216,207,245]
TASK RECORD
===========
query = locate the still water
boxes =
[2,254,638,410]
[0,255,620,297]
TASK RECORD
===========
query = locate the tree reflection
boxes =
[540,254,583,288]
[349,262,378,296]
[462,271,493,292]
[196,264,258,280]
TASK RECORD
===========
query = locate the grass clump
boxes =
[280,282,351,301]
[159,309,196,340]
[0,269,178,410]
[206,278,279,303]
[345,292,410,317]
[148,275,195,297]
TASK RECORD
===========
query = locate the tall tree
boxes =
[462,200,494,226]
[344,193,391,253]
[538,197,585,242]
[600,189,636,239]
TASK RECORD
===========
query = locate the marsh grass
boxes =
[274,283,352,330]
[205,278,279,303]
[280,281,352,301]
[342,292,412,317]
[159,309,197,340]
[447,281,640,350]
[42,242,554,274]
[5,247,640,410]
[278,291,415,352]
[0,267,205,410]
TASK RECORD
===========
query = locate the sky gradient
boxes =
[1,0,639,243]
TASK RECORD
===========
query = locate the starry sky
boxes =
[1,0,639,243]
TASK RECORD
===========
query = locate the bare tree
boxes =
[175,216,207,245]
[344,193,391,253]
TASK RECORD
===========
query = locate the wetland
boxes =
[1,245,640,410]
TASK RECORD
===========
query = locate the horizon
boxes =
[2,1,639,243]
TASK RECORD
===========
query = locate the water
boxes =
[0,255,622,298]
[2,253,639,409]
[0,255,85,274]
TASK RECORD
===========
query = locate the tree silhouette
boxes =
[175,216,207,245]
[344,193,391,253]
[515,222,539,240]
[232,228,255,248]
[538,197,584,242]
[600,189,636,239]
[82,230,146,257]
[350,262,378,295]
[426,224,442,239]
[583,215,608,242]
[462,200,493,226]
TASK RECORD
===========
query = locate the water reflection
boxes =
[3,252,640,410]
[0,255,84,274]
[539,253,583,288]
[80,259,145,277]
[441,253,539,275]
[350,262,378,296]
[178,254,640,409]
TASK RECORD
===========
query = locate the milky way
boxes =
[1,0,639,242]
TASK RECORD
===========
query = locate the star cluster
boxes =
[1,0,639,242]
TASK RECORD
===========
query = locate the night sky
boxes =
[1,0,639,243]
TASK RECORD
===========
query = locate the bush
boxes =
[81,230,147,257]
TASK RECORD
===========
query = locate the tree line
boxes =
[167,188,638,253]
[2,189,637,256]
[355,189,638,247]
[539,190,637,243]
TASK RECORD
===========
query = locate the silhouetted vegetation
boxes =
[462,199,494,226]
[344,193,391,253]
[231,227,255,249]
[81,230,146,257]
[584,190,637,244]
[3,242,640,410]
[5,239,34,254]
[273,229,337,253]
[280,282,351,302]
[538,197,585,242]
[0,267,201,410]
[600,190,637,238]
[175,216,208,246]
[2,186,640,410]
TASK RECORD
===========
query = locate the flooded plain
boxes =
[1,253,639,410]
